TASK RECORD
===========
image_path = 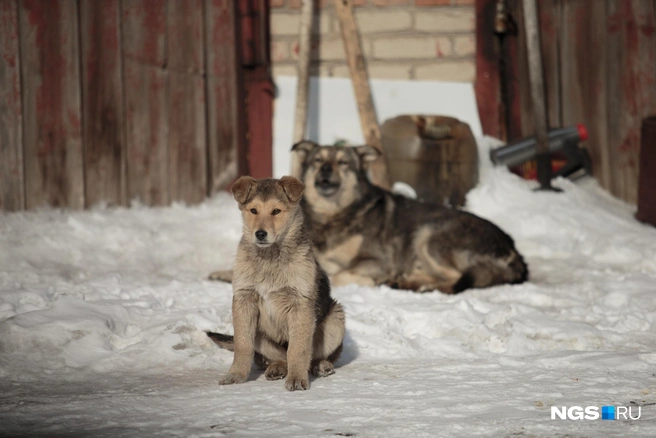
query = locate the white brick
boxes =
[355,10,412,34]
[331,62,412,80]
[271,41,289,62]
[368,62,413,79]
[453,35,475,56]
[272,64,298,78]
[373,36,451,59]
[414,9,475,33]
[271,12,332,37]
[291,38,346,61]
[414,61,475,82]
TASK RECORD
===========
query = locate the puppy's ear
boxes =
[231,176,257,204]
[279,176,305,204]
[354,145,381,163]
[291,140,319,156]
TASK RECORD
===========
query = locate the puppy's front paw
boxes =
[285,373,309,391]
[219,373,247,385]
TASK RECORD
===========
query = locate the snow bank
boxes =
[1,137,655,436]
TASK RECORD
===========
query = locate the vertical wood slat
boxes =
[0,0,24,211]
[19,0,84,209]
[80,0,126,207]
[515,0,561,138]
[122,0,169,205]
[560,0,609,188]
[606,0,656,204]
[206,0,244,194]
[167,0,207,204]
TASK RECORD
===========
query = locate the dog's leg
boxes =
[310,302,346,377]
[219,290,258,385]
[208,269,233,283]
[285,302,316,391]
[331,270,376,287]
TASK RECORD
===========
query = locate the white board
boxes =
[273,76,482,178]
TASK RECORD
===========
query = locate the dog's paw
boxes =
[218,373,247,385]
[264,361,288,381]
[285,374,309,391]
[311,359,335,378]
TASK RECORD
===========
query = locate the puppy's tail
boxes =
[206,332,234,351]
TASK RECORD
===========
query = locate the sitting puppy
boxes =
[291,141,529,294]
[207,176,345,391]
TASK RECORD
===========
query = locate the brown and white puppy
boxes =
[207,176,345,391]
[291,141,529,294]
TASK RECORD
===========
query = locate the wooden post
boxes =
[333,0,390,190]
[522,0,555,191]
[291,0,314,178]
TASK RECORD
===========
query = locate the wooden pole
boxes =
[522,0,556,190]
[291,0,314,178]
[333,0,390,189]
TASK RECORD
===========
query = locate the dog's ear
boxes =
[291,140,319,157]
[231,176,257,204]
[354,145,381,162]
[279,176,305,204]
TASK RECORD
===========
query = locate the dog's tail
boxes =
[452,251,529,294]
[206,332,235,351]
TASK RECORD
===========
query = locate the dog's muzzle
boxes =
[315,164,340,196]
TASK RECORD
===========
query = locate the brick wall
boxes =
[270,0,476,82]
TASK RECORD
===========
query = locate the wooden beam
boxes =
[333,0,390,190]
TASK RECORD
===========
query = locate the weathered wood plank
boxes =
[122,0,169,205]
[560,0,609,188]
[0,0,24,211]
[167,0,207,204]
[80,0,126,207]
[606,0,656,203]
[19,0,84,209]
[206,0,244,193]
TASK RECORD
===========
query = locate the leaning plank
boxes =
[80,0,126,207]
[206,0,243,194]
[0,0,24,211]
[167,0,207,204]
[19,0,84,209]
[122,0,169,205]
[333,0,390,190]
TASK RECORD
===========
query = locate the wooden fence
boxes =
[0,0,272,212]
[477,0,656,205]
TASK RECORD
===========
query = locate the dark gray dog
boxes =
[291,141,528,294]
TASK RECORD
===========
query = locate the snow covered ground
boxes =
[1,137,656,437]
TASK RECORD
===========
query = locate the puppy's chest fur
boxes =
[233,242,318,341]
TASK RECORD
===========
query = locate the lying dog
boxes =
[207,176,345,391]
[291,141,528,294]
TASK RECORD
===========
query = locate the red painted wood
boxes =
[245,68,273,179]
[606,0,656,203]
[80,0,126,207]
[167,0,207,204]
[0,0,24,211]
[122,0,169,205]
[206,0,246,193]
[19,0,84,209]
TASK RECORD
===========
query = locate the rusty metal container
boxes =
[381,115,479,207]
